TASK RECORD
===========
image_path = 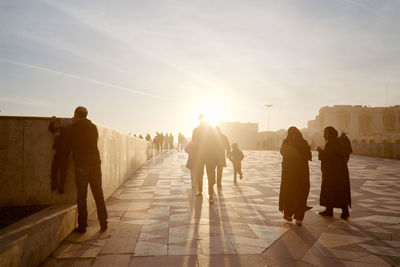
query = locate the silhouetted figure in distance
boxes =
[48,116,72,194]
[317,126,351,220]
[339,130,352,163]
[164,133,169,150]
[216,127,230,188]
[229,143,244,182]
[279,127,312,226]
[145,133,151,142]
[169,133,174,150]
[178,133,183,150]
[185,140,196,190]
[160,133,165,151]
[153,133,159,151]
[67,106,108,233]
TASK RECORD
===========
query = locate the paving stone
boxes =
[199,235,236,255]
[134,241,168,256]
[53,242,102,259]
[197,254,266,267]
[92,254,131,267]
[129,255,198,267]
[41,258,94,267]
[100,224,141,254]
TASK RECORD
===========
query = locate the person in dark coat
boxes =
[229,143,244,182]
[67,106,108,233]
[185,141,196,190]
[317,126,351,219]
[339,130,352,163]
[279,127,312,226]
[48,116,72,194]
[216,127,230,188]
[192,114,219,203]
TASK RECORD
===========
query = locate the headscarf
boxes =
[283,126,311,160]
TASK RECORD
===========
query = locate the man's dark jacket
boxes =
[67,119,101,168]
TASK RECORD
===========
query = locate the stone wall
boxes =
[0,116,151,207]
[353,143,400,159]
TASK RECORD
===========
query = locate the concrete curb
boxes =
[0,204,77,267]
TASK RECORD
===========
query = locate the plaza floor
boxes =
[42,151,400,267]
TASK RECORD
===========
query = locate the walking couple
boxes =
[186,114,243,203]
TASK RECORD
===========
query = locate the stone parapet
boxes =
[0,116,152,207]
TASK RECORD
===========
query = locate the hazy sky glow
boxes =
[1,0,399,136]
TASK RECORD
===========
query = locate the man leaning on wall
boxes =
[67,106,108,233]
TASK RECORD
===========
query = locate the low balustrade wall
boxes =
[0,116,152,207]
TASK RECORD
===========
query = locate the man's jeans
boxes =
[196,160,216,196]
[75,165,108,227]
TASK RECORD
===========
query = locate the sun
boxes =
[196,97,224,126]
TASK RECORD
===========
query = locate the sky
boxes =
[1,0,399,136]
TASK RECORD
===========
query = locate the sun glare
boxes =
[195,96,224,127]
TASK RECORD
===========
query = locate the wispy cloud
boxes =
[341,0,381,16]
[0,96,50,106]
[0,57,160,98]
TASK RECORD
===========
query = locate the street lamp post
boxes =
[265,104,272,132]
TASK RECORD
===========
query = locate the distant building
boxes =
[256,130,287,150]
[217,122,259,150]
[307,105,400,145]
[217,122,287,150]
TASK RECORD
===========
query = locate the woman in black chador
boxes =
[317,126,351,219]
[279,127,312,226]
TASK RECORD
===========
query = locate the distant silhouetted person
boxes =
[48,116,72,194]
[229,143,244,182]
[169,133,174,150]
[178,133,183,150]
[164,133,169,150]
[158,132,163,151]
[67,106,108,233]
[216,127,230,188]
[153,132,161,151]
[159,133,164,150]
[279,127,312,226]
[192,114,219,203]
[317,126,351,220]
[185,141,196,190]
[339,130,352,163]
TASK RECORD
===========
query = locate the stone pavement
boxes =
[42,151,400,267]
